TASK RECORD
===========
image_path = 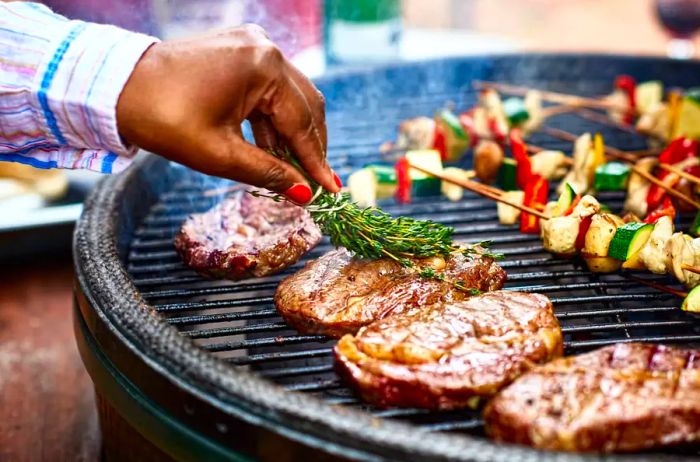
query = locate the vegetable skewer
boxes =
[660,162,700,187]
[407,161,550,220]
[473,80,630,113]
[540,126,700,209]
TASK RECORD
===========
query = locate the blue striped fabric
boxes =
[0,2,158,174]
[37,22,87,145]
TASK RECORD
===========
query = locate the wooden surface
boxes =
[0,257,101,462]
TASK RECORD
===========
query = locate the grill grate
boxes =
[124,87,700,440]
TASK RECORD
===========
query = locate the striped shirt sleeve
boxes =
[0,2,159,173]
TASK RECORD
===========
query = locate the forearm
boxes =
[0,2,158,173]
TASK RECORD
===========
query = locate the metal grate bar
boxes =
[286,379,343,392]
[560,320,694,333]
[201,334,329,352]
[183,321,289,339]
[226,348,333,366]
[166,308,279,326]
[142,281,280,300]
[419,420,483,432]
[154,296,274,312]
[556,306,678,319]
[259,364,335,379]
[568,335,700,349]
[550,293,672,305]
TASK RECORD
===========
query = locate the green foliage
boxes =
[253,149,504,293]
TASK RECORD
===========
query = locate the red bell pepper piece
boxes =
[644,196,676,224]
[488,117,506,143]
[575,216,593,251]
[658,137,697,165]
[395,157,412,204]
[658,137,685,164]
[615,75,637,125]
[432,124,447,160]
[520,175,549,234]
[459,112,479,148]
[646,170,680,211]
[684,164,700,179]
[682,138,699,160]
[562,195,582,217]
[510,129,532,190]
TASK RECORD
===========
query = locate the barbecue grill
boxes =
[73,54,700,462]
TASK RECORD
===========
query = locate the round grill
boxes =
[74,54,700,462]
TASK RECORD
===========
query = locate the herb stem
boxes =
[252,149,503,292]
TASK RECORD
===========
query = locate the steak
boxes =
[175,191,321,280]
[484,342,700,453]
[334,291,563,409]
[274,247,506,337]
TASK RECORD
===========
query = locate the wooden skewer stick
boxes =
[630,167,700,209]
[682,263,700,275]
[659,162,700,187]
[571,107,671,145]
[625,274,688,298]
[540,126,700,209]
[472,80,630,112]
[407,162,550,220]
[573,107,640,135]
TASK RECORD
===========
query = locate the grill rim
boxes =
[73,54,700,462]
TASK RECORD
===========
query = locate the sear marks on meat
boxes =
[334,291,562,410]
[175,191,321,280]
[274,247,507,338]
[484,342,700,453]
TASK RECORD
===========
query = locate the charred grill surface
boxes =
[335,291,562,410]
[484,343,700,453]
[174,191,321,280]
[274,247,506,337]
[120,56,700,459]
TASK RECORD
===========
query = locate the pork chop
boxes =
[334,291,563,409]
[274,247,506,337]
[175,191,321,280]
[484,342,700,452]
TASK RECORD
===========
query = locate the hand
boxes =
[116,24,340,204]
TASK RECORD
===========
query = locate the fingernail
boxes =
[284,183,313,205]
[333,171,342,189]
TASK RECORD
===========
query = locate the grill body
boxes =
[74,54,700,462]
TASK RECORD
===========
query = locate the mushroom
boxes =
[473,140,504,184]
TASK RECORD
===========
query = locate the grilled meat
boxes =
[175,191,321,280]
[275,247,506,338]
[334,291,562,409]
[484,342,700,453]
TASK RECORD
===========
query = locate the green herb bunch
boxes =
[251,149,502,292]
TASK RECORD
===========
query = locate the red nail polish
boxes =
[284,183,312,204]
[333,172,342,189]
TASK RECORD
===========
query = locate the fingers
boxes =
[249,111,279,150]
[286,63,328,152]
[266,64,339,193]
[206,134,314,205]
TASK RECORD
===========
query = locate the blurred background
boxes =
[5,0,700,259]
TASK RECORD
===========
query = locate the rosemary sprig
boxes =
[252,149,503,291]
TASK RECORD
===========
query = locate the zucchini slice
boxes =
[555,182,577,216]
[496,158,517,191]
[608,222,654,262]
[682,285,700,312]
[406,149,443,197]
